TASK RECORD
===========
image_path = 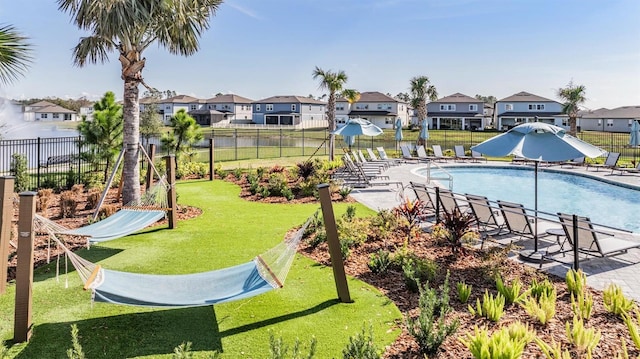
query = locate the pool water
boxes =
[415,166,640,233]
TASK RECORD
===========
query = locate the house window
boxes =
[528,104,546,110]
[400,105,404,111]
[629,119,633,126]
[208,105,212,110]
[53,113,59,119]
[190,104,197,111]
[537,104,545,110]
[439,104,456,111]
[598,119,602,126]
[291,104,296,111]
[505,104,513,111]
[166,105,171,110]
[336,104,344,111]
[355,104,369,110]
[309,105,312,111]
[41,114,48,119]
[266,104,273,111]
[469,104,478,111]
[385,118,393,124]
[256,104,261,111]
[562,119,569,126]
[607,119,614,127]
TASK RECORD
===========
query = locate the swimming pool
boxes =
[414,166,640,233]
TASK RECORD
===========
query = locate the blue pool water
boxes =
[415,166,640,233]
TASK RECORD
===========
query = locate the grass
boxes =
[0,180,402,358]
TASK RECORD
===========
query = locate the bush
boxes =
[521,289,557,325]
[469,290,505,322]
[86,187,102,210]
[269,331,317,359]
[37,188,54,214]
[603,284,634,317]
[368,250,391,274]
[495,275,525,305]
[402,257,437,293]
[97,204,117,220]
[571,289,594,321]
[338,186,352,199]
[11,153,29,192]
[529,278,555,301]
[566,317,601,357]
[176,161,208,179]
[342,324,379,359]
[457,282,472,303]
[461,322,535,359]
[60,190,78,218]
[566,269,587,297]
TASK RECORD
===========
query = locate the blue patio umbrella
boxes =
[471,122,606,260]
[629,120,640,163]
[332,118,383,151]
[419,119,429,143]
[395,118,403,151]
[343,135,356,148]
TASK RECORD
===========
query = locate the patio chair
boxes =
[356,149,388,171]
[471,150,488,163]
[497,200,536,240]
[416,145,436,162]
[431,145,450,162]
[400,144,424,162]
[620,161,640,175]
[408,181,436,219]
[454,146,474,162]
[367,148,402,167]
[557,212,640,259]
[560,156,585,168]
[511,156,530,165]
[465,194,506,239]
[587,152,620,173]
[437,188,469,216]
[337,154,402,189]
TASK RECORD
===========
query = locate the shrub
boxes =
[86,187,102,210]
[368,250,391,274]
[37,188,54,214]
[338,217,370,247]
[469,290,505,322]
[457,281,472,303]
[521,289,557,325]
[529,278,555,301]
[461,321,535,359]
[623,308,640,350]
[306,227,327,248]
[402,257,438,293]
[97,204,117,220]
[232,167,244,180]
[495,275,525,305]
[11,153,29,192]
[341,324,379,359]
[566,269,587,297]
[565,317,601,357]
[60,190,78,218]
[571,290,594,321]
[439,208,477,255]
[603,284,635,317]
[406,272,459,355]
[269,331,317,359]
[339,238,353,260]
[394,197,425,241]
[338,186,352,199]
[267,173,290,198]
[66,324,85,359]
[535,337,571,359]
[296,161,316,180]
[81,171,103,189]
[65,167,78,189]
[176,161,208,179]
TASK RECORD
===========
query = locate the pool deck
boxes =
[348,159,640,302]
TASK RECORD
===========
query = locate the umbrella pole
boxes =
[534,161,538,252]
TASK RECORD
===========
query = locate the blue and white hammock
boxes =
[37,214,313,308]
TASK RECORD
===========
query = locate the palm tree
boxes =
[557,81,586,136]
[0,24,33,86]
[409,76,438,146]
[58,0,222,205]
[312,66,348,161]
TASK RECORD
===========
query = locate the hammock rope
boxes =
[35,212,316,308]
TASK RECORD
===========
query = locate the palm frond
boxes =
[72,36,113,66]
[0,24,33,85]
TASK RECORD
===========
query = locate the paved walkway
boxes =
[348,160,640,301]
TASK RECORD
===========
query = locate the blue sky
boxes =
[0,0,639,110]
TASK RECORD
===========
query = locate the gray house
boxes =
[427,93,485,130]
[495,91,564,130]
[252,96,326,128]
[191,94,254,126]
[579,106,640,132]
[335,91,410,129]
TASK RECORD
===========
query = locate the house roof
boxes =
[337,91,404,103]
[433,93,481,103]
[28,100,58,108]
[348,110,397,116]
[188,109,228,115]
[163,95,201,103]
[254,95,326,105]
[497,111,563,117]
[139,97,159,104]
[31,104,76,114]
[581,106,640,119]
[427,112,485,118]
[498,91,555,103]
[205,94,253,103]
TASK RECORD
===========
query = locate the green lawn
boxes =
[0,180,402,358]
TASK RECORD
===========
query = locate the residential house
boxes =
[335,91,410,129]
[156,95,203,124]
[191,94,254,126]
[252,96,326,128]
[23,101,77,122]
[495,91,564,130]
[579,106,640,132]
[427,93,485,130]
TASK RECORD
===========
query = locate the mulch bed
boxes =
[4,177,636,358]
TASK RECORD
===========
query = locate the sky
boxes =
[0,0,639,110]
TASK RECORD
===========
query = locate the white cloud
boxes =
[226,3,262,20]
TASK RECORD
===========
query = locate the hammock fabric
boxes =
[61,209,166,243]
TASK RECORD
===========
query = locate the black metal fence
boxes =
[2,129,638,191]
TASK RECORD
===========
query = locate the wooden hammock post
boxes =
[317,184,352,303]
[209,138,215,181]
[14,191,36,343]
[164,155,177,229]
[145,144,156,190]
[0,176,15,295]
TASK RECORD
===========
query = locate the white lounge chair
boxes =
[587,152,620,173]
[454,146,473,162]
[431,145,450,162]
[471,150,488,163]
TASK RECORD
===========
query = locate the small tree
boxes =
[140,102,162,148]
[161,109,203,165]
[10,153,29,192]
[557,81,586,136]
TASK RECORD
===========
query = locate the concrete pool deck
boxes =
[347,159,640,302]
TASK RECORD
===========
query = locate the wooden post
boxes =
[209,138,215,181]
[164,155,177,229]
[573,214,580,270]
[317,184,352,303]
[145,144,156,190]
[0,176,15,294]
[14,191,36,343]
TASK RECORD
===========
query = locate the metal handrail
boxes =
[425,161,453,190]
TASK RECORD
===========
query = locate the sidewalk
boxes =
[348,160,640,301]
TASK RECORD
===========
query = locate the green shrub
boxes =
[457,281,472,303]
[406,272,459,355]
[306,227,327,248]
[370,209,400,240]
[566,269,587,297]
[340,237,353,260]
[66,324,85,359]
[269,331,317,359]
[495,275,525,305]
[565,317,601,357]
[368,249,391,274]
[623,308,640,350]
[339,186,352,199]
[461,321,535,359]
[521,289,557,325]
[176,161,209,179]
[296,161,316,180]
[233,167,244,179]
[11,153,29,192]
[571,290,594,321]
[0,342,6,359]
[534,337,571,359]
[529,278,555,301]
[402,257,438,293]
[603,284,635,317]
[342,324,379,359]
[469,290,505,322]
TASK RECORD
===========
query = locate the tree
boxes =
[474,94,497,106]
[161,109,203,166]
[140,102,162,148]
[312,66,349,161]
[557,81,586,136]
[77,91,123,182]
[58,0,223,205]
[395,92,410,102]
[409,76,438,145]
[0,24,32,86]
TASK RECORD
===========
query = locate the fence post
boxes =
[36,137,41,189]
[145,144,156,190]
[317,183,352,303]
[14,191,36,343]
[572,214,579,270]
[435,187,441,224]
[279,128,283,158]
[0,176,15,295]
[302,128,305,156]
[234,128,238,161]
[164,155,177,229]
[77,136,82,186]
[209,138,215,181]
[256,129,259,159]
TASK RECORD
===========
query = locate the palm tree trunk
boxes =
[327,93,337,161]
[122,78,141,205]
[569,116,577,136]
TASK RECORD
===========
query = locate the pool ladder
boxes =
[425,161,453,190]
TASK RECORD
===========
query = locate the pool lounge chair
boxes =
[408,181,436,219]
[416,145,436,162]
[431,145,450,162]
[511,156,531,165]
[587,152,620,173]
[620,161,640,175]
[471,150,488,163]
[437,188,469,217]
[367,148,402,167]
[454,146,474,162]
[557,212,640,260]
[465,194,506,238]
[497,200,535,240]
[560,156,585,168]
[356,150,388,171]
[400,144,426,163]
